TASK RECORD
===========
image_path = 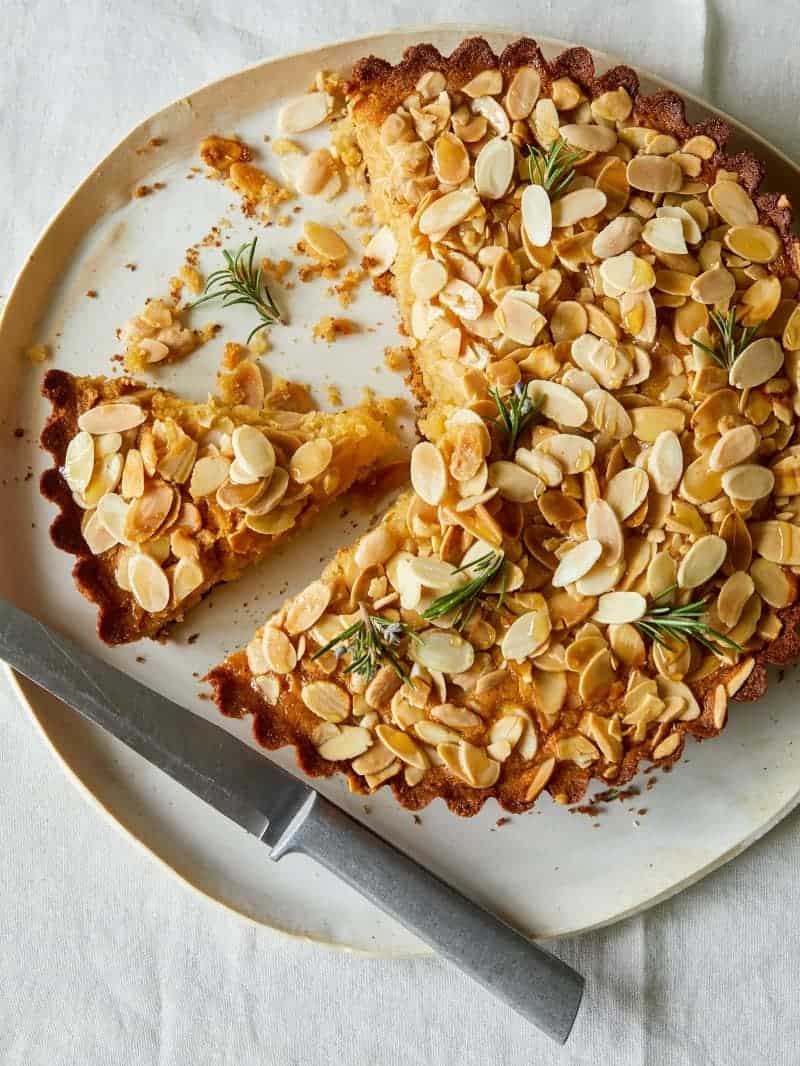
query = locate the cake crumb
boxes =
[85,289,98,299]
[327,268,366,308]
[384,345,411,372]
[312,316,359,343]
[325,384,343,406]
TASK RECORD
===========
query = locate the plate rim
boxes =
[5,23,800,956]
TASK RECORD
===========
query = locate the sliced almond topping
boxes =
[290,438,333,483]
[649,430,684,493]
[709,179,758,226]
[462,68,502,97]
[708,425,760,471]
[594,591,646,625]
[642,216,688,254]
[496,291,546,345]
[552,540,604,588]
[364,226,398,275]
[560,123,617,153]
[128,553,170,613]
[551,188,607,228]
[410,441,448,505]
[410,258,448,300]
[232,425,275,481]
[78,402,146,435]
[599,251,655,294]
[375,724,428,771]
[728,337,784,389]
[303,221,350,263]
[583,389,632,439]
[626,155,682,194]
[439,278,483,321]
[502,608,551,662]
[677,534,728,588]
[279,91,330,132]
[527,380,587,428]
[505,66,540,119]
[609,623,646,667]
[473,136,515,200]
[537,433,596,475]
[721,464,775,502]
[586,500,624,565]
[317,726,372,762]
[724,224,781,264]
[606,467,649,520]
[96,492,129,544]
[591,217,641,260]
[750,557,796,608]
[301,680,350,722]
[172,557,203,605]
[64,431,95,492]
[432,131,470,185]
[261,626,298,674]
[352,740,396,777]
[286,581,331,635]
[82,509,117,555]
[652,733,681,761]
[416,629,474,675]
[521,183,553,247]
[717,571,755,629]
[124,483,175,544]
[419,188,480,236]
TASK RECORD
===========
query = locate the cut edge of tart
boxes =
[40,368,399,645]
[207,36,800,816]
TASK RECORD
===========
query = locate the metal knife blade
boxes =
[0,599,584,1043]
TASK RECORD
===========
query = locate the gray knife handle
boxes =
[272,794,584,1044]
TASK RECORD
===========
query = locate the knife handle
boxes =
[272,794,584,1044]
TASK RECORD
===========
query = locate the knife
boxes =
[0,598,584,1042]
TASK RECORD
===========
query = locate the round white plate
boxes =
[3,26,800,957]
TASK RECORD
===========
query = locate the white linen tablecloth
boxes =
[3,2,800,1062]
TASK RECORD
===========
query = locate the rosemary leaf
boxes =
[692,308,760,370]
[310,605,413,683]
[423,551,506,631]
[634,586,741,652]
[489,382,542,456]
[188,237,282,343]
[527,138,584,197]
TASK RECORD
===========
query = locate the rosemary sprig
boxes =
[490,382,543,456]
[310,604,414,683]
[188,237,282,343]
[691,308,760,370]
[634,586,741,653]
[423,551,506,631]
[527,137,584,197]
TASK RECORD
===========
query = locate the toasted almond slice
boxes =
[537,433,596,475]
[78,402,146,435]
[419,188,480,236]
[677,534,728,589]
[642,216,688,254]
[599,251,655,294]
[64,431,95,492]
[290,438,333,483]
[609,623,646,667]
[496,291,546,345]
[649,430,684,493]
[626,155,682,194]
[583,389,632,439]
[728,336,784,389]
[647,551,677,600]
[301,680,350,722]
[709,179,758,226]
[576,561,625,596]
[303,221,349,263]
[415,629,474,675]
[375,724,429,771]
[591,216,642,259]
[432,131,470,185]
[560,123,617,153]
[551,188,607,228]
[552,540,603,588]
[172,557,203,604]
[95,492,129,544]
[487,460,543,503]
[708,425,760,471]
[586,500,624,565]
[594,591,646,624]
[521,183,553,247]
[527,379,587,428]
[782,305,800,350]
[461,68,502,96]
[688,266,735,305]
[407,555,462,590]
[630,406,685,443]
[439,279,483,321]
[317,725,372,762]
[721,464,775,501]
[717,571,755,629]
[606,467,649,520]
[515,447,563,486]
[279,91,330,132]
[410,441,447,505]
[232,425,275,481]
[750,557,796,608]
[724,224,781,264]
[82,509,117,555]
[578,649,615,703]
[128,553,170,613]
[471,95,510,136]
[455,741,500,789]
[124,483,175,543]
[505,66,540,119]
[286,581,331,635]
[364,225,398,275]
[410,258,448,299]
[354,525,397,570]
[473,136,515,200]
[502,608,551,662]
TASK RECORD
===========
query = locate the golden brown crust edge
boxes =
[346,36,800,281]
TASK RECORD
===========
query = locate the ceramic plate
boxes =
[3,26,800,957]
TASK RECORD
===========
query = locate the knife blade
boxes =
[0,598,584,1043]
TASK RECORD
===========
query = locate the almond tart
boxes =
[209,37,800,816]
[41,369,397,644]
